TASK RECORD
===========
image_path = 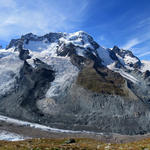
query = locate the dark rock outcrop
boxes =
[143,70,150,79]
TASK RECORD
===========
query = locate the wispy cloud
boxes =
[0,0,89,41]
[121,17,150,58]
[122,38,141,49]
[138,51,150,57]
[136,17,150,29]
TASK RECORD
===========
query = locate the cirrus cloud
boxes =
[0,0,89,41]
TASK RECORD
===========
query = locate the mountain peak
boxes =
[1,31,150,135]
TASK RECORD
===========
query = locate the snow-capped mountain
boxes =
[0,31,150,135]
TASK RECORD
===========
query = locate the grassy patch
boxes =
[1,137,150,150]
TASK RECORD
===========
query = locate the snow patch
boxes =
[141,60,150,72]
[0,130,25,141]
[107,62,116,70]
[124,55,138,65]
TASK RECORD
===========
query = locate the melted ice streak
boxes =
[26,42,79,98]
[113,68,139,84]
[0,115,103,135]
[0,48,23,96]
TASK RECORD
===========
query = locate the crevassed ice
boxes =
[0,50,23,96]
[45,57,79,98]
[25,41,79,98]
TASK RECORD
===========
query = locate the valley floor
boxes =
[1,115,150,149]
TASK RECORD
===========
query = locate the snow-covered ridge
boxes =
[21,31,143,71]
[22,31,98,58]
[7,31,145,72]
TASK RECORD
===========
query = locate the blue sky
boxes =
[0,0,150,60]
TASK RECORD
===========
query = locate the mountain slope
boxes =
[0,31,150,135]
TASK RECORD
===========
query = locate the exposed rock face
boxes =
[0,31,150,135]
[77,63,126,96]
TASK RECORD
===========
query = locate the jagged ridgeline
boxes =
[0,31,150,135]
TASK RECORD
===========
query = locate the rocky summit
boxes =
[0,31,150,135]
